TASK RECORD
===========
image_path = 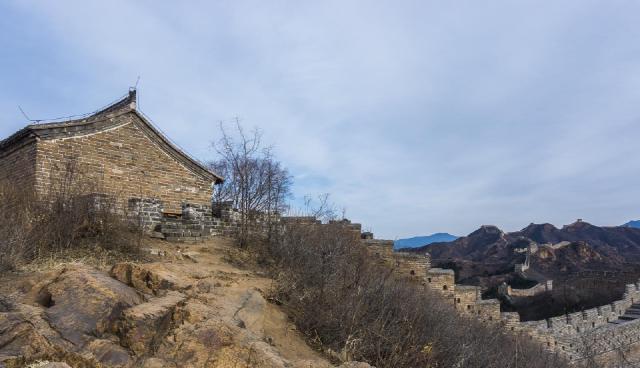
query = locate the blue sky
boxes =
[1,1,640,239]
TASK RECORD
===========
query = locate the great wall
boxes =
[357,228,640,366]
[30,187,640,366]
[140,207,640,365]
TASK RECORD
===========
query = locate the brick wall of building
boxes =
[33,113,213,211]
[0,139,37,190]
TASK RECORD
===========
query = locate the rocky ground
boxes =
[0,238,371,368]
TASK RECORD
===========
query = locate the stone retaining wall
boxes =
[126,198,242,242]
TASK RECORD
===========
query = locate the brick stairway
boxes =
[610,303,640,324]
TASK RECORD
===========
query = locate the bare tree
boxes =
[303,193,340,222]
[210,120,292,246]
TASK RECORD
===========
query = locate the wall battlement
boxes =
[356,229,640,365]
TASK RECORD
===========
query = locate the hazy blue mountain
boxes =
[623,220,640,229]
[394,233,458,250]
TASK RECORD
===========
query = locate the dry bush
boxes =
[265,222,569,368]
[0,182,41,270]
[0,162,142,272]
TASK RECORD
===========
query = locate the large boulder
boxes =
[41,265,143,347]
[0,265,143,367]
[116,291,186,355]
[0,303,62,363]
[110,263,192,296]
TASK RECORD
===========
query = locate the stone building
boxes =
[0,90,225,240]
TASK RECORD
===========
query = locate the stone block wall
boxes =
[128,198,164,232]
[454,286,481,312]
[125,197,244,242]
[474,300,501,322]
[34,113,214,212]
[508,280,552,297]
[426,268,456,298]
[504,280,640,363]
[362,239,395,266]
[392,252,431,279]
[0,140,37,191]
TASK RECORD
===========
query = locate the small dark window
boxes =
[410,270,415,275]
[427,278,432,283]
[443,285,448,290]
[467,305,472,310]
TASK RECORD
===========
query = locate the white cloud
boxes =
[1,0,640,238]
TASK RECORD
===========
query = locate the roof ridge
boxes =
[1,90,224,183]
[91,89,137,117]
[26,90,136,129]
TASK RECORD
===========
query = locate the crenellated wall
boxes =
[361,239,501,322]
[502,280,640,364]
[502,280,553,297]
[359,234,640,365]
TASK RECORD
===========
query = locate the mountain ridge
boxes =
[623,220,640,229]
[394,232,458,249]
[403,220,640,281]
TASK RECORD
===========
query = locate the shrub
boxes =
[0,163,142,272]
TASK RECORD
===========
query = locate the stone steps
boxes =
[611,303,640,324]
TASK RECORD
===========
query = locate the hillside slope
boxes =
[0,238,370,368]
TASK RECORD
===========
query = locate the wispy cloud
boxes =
[1,0,640,238]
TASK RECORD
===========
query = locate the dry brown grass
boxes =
[0,161,144,273]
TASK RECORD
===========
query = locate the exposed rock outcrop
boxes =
[0,239,374,368]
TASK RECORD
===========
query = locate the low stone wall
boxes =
[127,198,164,232]
[127,198,243,242]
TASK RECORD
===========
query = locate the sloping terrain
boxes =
[0,239,370,368]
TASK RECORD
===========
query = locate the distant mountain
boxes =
[403,221,640,322]
[623,220,640,229]
[403,221,640,281]
[394,233,458,250]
